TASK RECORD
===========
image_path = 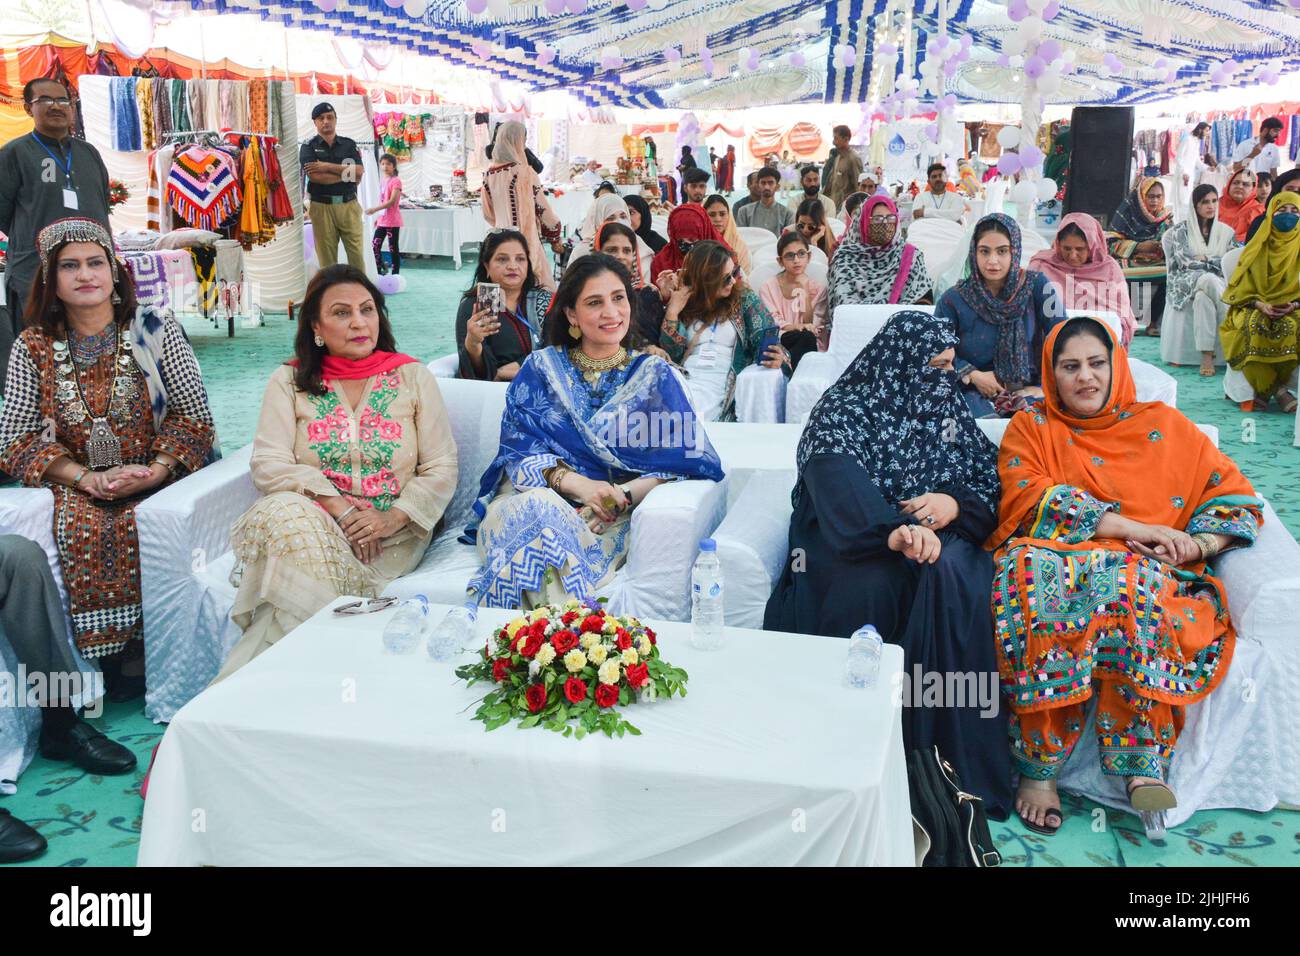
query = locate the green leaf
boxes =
[575,727,587,740]
[624,721,641,736]
[519,715,541,729]
[563,726,573,738]
[618,687,630,706]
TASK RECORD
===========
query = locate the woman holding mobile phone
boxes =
[758,232,827,368]
[659,240,786,421]
[456,229,553,382]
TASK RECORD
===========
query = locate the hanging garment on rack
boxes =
[203,79,222,132]
[237,136,274,248]
[261,137,294,223]
[167,145,242,231]
[268,80,283,140]
[154,78,173,137]
[124,252,172,314]
[136,77,156,150]
[110,77,142,151]
[249,78,269,134]
[188,81,204,135]
[146,143,176,233]
[217,80,251,132]
[189,246,218,318]
[170,79,193,134]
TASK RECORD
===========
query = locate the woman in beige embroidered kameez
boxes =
[217,265,458,678]
[480,120,564,291]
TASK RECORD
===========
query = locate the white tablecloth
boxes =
[397,205,488,268]
[546,187,596,233]
[139,600,912,866]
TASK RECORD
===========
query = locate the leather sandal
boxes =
[1015,778,1063,835]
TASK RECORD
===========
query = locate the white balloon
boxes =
[487,0,509,14]
[1036,178,1058,201]
[1020,18,1043,43]
[1027,0,1048,12]
[1012,180,1038,205]
[1037,70,1061,95]
[1009,54,1025,68]
[1004,34,1027,56]
[996,125,1022,149]
[403,0,424,15]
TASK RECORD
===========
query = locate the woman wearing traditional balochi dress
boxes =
[763,310,1012,816]
[1105,177,1173,333]
[0,218,216,699]
[464,254,724,610]
[480,120,564,291]
[216,265,458,679]
[990,317,1261,835]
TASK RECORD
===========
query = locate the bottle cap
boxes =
[699,538,717,552]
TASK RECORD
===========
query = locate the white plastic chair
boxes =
[828,303,934,363]
[905,218,965,292]
[738,226,778,249]
[1217,247,1256,404]
[428,354,458,378]
[828,218,845,239]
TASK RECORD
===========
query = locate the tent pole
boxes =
[198,17,207,82]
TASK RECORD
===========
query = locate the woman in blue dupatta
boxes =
[464,254,725,609]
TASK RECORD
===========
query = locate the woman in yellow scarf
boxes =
[703,194,752,275]
[1221,192,1300,412]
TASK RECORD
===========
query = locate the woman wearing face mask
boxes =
[764,310,1012,818]
[1031,213,1138,347]
[827,196,932,317]
[794,198,838,260]
[660,240,786,421]
[1243,167,1300,243]
[936,213,1065,418]
[648,203,730,285]
[1160,185,1238,376]
[990,317,1261,837]
[1220,193,1300,413]
[456,229,552,382]
[703,194,751,274]
[462,255,724,609]
[1216,168,1264,243]
[1106,177,1172,334]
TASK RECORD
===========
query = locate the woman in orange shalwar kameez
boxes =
[988,317,1261,837]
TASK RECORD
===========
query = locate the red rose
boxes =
[564,677,588,704]
[581,614,605,634]
[645,627,657,646]
[561,611,579,625]
[518,633,543,658]
[529,618,549,639]
[595,683,619,708]
[615,628,632,650]
[525,684,547,713]
[625,662,650,689]
[492,658,513,682]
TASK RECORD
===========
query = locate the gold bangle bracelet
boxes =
[151,457,176,477]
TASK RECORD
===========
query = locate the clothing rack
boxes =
[162,128,280,142]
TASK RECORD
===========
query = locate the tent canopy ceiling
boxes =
[71,0,1300,108]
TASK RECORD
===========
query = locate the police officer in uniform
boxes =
[300,102,367,271]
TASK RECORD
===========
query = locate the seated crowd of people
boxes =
[1,145,1292,862]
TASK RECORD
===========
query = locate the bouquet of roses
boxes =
[455,600,688,738]
[108,179,129,208]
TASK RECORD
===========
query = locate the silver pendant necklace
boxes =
[53,328,130,470]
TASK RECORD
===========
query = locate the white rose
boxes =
[597,659,622,685]
[528,659,541,679]
[535,643,556,667]
[588,643,608,665]
[636,637,653,657]
[621,647,639,666]
[602,620,619,635]
[579,633,599,650]
[563,649,588,674]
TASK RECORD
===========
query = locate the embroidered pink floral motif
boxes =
[379,419,402,440]
[306,420,330,442]
[321,467,353,493]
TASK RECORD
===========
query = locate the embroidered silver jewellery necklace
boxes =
[53,327,132,469]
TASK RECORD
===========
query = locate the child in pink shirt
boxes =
[368,153,404,274]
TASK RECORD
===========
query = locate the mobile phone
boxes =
[755,326,781,365]
[476,282,503,316]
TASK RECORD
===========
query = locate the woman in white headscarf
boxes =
[568,193,654,284]
[480,120,564,290]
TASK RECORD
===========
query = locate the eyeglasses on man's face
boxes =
[31,96,75,108]
[781,250,810,263]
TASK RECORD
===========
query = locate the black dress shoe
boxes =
[0,808,47,864]
[40,720,138,776]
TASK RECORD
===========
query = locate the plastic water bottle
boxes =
[844,625,883,689]
[382,595,430,654]
[427,605,477,663]
[691,539,725,651]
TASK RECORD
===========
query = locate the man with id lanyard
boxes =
[0,78,110,390]
[912,163,968,224]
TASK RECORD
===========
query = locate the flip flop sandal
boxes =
[1016,779,1063,835]
[1277,392,1298,414]
[1199,360,1216,377]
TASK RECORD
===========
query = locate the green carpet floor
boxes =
[3,255,1298,866]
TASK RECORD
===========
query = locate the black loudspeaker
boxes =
[1064,107,1135,226]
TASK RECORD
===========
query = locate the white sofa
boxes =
[785,305,1180,425]
[712,417,1300,826]
[135,376,730,722]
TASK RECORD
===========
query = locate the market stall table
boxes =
[545,186,596,234]
[138,599,912,866]
[397,204,488,268]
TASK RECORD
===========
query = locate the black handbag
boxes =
[907,746,1001,868]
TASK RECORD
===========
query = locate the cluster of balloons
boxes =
[919,31,973,94]
[833,44,857,70]
[698,45,726,79]
[997,0,1080,96]
[880,75,922,122]
[736,47,763,72]
[535,41,557,66]
[787,49,807,69]
[992,126,1059,204]
[599,45,624,70]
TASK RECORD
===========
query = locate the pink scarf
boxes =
[1029,212,1137,345]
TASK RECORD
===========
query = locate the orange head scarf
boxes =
[1217,168,1265,242]
[594,220,644,289]
[989,317,1261,552]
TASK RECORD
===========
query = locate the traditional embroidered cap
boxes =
[311,102,336,120]
[36,217,119,282]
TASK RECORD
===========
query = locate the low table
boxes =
[139,599,912,866]
[398,205,487,268]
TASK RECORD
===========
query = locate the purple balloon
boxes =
[383,0,403,8]
[924,123,939,142]
[1024,55,1046,79]
[566,0,586,12]
[996,53,1011,68]
[544,0,565,11]
[626,0,647,8]
[943,58,960,78]
[1042,0,1060,19]
[1038,39,1061,63]
[931,35,949,52]
[376,274,403,295]
[960,34,973,49]
[664,46,680,62]
[466,0,488,12]
[788,51,805,68]
[536,48,556,66]
[997,152,1022,176]
[1019,143,1045,167]
[1103,52,1122,72]
[1008,0,1029,22]
[314,0,338,10]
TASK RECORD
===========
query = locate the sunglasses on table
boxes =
[30,96,75,108]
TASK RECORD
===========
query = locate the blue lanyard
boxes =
[30,133,73,183]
